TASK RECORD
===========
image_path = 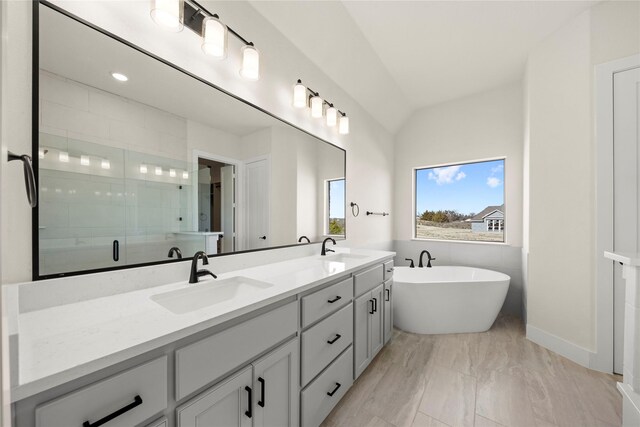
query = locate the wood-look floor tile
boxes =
[476,369,536,426]
[473,414,503,427]
[419,365,476,427]
[411,411,451,427]
[430,333,478,377]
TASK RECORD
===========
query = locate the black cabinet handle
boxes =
[327,382,341,397]
[258,377,265,408]
[259,236,266,240]
[369,299,374,314]
[327,334,342,344]
[327,296,342,304]
[373,297,378,313]
[385,289,390,302]
[112,240,119,262]
[386,268,394,273]
[82,395,142,427]
[245,386,252,418]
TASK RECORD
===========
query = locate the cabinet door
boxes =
[354,291,372,378]
[252,339,299,427]
[370,284,384,357]
[177,366,253,427]
[383,280,393,344]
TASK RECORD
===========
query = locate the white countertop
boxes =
[174,231,224,236]
[604,251,640,266]
[6,248,394,401]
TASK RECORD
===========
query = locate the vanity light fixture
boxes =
[111,72,129,82]
[101,159,111,170]
[155,166,163,176]
[58,151,69,163]
[292,79,350,134]
[169,169,176,177]
[152,0,260,80]
[140,164,148,174]
[150,0,184,32]
[80,155,90,166]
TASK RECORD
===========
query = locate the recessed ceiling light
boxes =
[111,72,128,82]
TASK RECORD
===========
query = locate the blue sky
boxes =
[415,159,504,216]
[329,179,345,218]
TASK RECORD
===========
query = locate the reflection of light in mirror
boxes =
[95,191,100,196]
[140,164,148,174]
[55,188,61,193]
[80,155,90,166]
[38,149,45,159]
[111,72,128,82]
[107,192,112,196]
[101,159,111,169]
[150,0,184,32]
[201,16,227,58]
[155,166,162,176]
[58,151,69,163]
[182,171,189,179]
[240,45,260,81]
[169,169,176,177]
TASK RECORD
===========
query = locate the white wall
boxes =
[393,82,524,316]
[0,0,394,283]
[524,0,639,364]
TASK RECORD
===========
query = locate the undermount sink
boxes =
[318,253,368,263]
[151,276,274,314]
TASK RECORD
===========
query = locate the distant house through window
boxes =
[414,158,505,242]
[327,178,345,236]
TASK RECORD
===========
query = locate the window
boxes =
[327,178,345,236]
[414,158,505,243]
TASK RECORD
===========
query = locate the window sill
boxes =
[410,237,509,246]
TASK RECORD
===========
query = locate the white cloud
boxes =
[487,177,501,188]
[491,164,504,174]
[428,166,465,185]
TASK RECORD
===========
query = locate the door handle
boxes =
[257,377,265,408]
[112,240,119,262]
[8,152,37,207]
[259,236,266,240]
[245,386,252,418]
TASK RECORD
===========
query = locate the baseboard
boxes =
[526,323,593,368]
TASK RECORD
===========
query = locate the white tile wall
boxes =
[393,239,524,317]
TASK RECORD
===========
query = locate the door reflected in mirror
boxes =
[36,3,346,278]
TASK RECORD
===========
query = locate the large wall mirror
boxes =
[35,2,346,279]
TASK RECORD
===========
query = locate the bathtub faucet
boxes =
[419,250,436,268]
[405,258,415,268]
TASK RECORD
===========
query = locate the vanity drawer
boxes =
[354,264,384,297]
[175,301,297,401]
[301,346,353,427]
[301,303,353,386]
[383,260,394,281]
[301,277,353,327]
[35,356,167,427]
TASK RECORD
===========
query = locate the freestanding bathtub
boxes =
[393,266,510,334]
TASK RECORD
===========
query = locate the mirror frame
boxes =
[32,0,347,280]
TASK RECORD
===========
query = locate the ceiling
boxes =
[250,0,597,133]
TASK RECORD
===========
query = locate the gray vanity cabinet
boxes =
[177,338,299,427]
[354,283,384,379]
[383,280,393,344]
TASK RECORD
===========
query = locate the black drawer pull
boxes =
[386,268,394,273]
[369,299,374,314]
[327,382,341,397]
[373,297,378,313]
[258,377,265,408]
[385,289,390,302]
[112,240,119,262]
[327,334,342,344]
[82,395,142,427]
[327,296,342,304]
[245,386,252,418]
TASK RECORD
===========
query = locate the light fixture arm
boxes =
[186,0,254,47]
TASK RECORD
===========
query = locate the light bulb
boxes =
[80,155,90,166]
[182,171,189,179]
[140,164,148,174]
[59,151,69,163]
[326,105,337,127]
[339,115,350,135]
[155,166,162,176]
[150,0,184,32]
[240,45,260,81]
[310,95,323,118]
[101,159,111,170]
[201,16,227,58]
[293,80,307,108]
[169,169,176,177]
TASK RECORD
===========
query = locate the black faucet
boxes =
[321,237,336,256]
[418,250,436,268]
[168,247,182,259]
[189,251,217,284]
[298,235,311,243]
[405,258,415,268]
